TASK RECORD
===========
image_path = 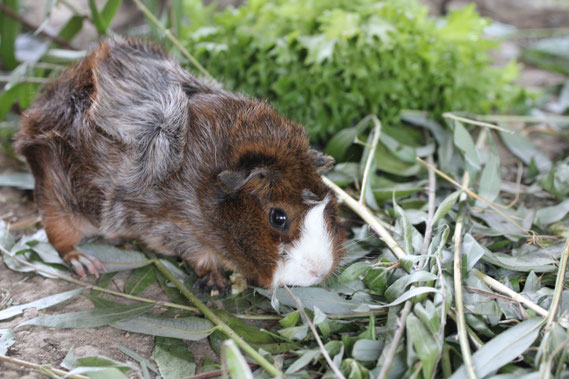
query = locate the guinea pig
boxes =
[15,36,345,292]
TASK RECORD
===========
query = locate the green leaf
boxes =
[499,128,551,173]
[339,261,370,282]
[407,313,440,379]
[0,288,82,321]
[89,0,121,35]
[117,345,159,375]
[286,349,319,374]
[66,355,135,377]
[221,339,254,379]
[0,0,21,69]
[19,302,154,328]
[77,244,152,272]
[370,287,439,309]
[325,127,359,162]
[452,120,480,170]
[279,311,299,328]
[384,271,438,302]
[112,315,214,341]
[535,199,569,227]
[257,287,365,314]
[58,16,84,42]
[351,339,383,362]
[124,265,157,295]
[450,318,543,378]
[210,309,275,344]
[477,141,501,206]
[151,337,196,379]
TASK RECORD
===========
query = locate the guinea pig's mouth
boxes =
[270,197,334,288]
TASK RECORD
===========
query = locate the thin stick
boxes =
[283,285,345,379]
[377,301,413,379]
[0,4,77,50]
[472,269,568,329]
[8,216,42,231]
[323,176,408,261]
[471,114,569,125]
[0,76,51,84]
[453,172,477,379]
[359,115,382,206]
[130,0,213,79]
[443,113,513,134]
[0,245,201,314]
[416,157,532,238]
[0,354,88,379]
[545,238,569,330]
[153,260,283,377]
[503,162,523,209]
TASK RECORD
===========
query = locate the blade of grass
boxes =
[443,113,513,134]
[130,0,213,79]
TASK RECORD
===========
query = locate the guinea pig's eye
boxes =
[269,208,288,231]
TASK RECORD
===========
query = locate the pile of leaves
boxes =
[181,0,526,140]
[2,0,569,378]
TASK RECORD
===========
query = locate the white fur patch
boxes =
[271,196,334,288]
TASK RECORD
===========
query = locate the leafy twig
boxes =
[130,0,213,79]
[283,285,345,379]
[452,172,477,379]
[0,354,88,379]
[323,176,408,261]
[152,259,283,377]
[0,245,201,314]
[0,4,77,50]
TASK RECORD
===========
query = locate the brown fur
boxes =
[15,36,345,289]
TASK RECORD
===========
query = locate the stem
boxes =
[323,176,408,261]
[0,354,88,379]
[359,115,382,206]
[377,301,413,379]
[453,172,477,379]
[283,285,345,379]
[443,113,513,134]
[546,239,569,330]
[152,259,283,377]
[130,0,213,79]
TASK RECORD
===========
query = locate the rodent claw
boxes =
[69,254,106,278]
[70,259,86,278]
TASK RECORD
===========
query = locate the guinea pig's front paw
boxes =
[63,250,107,278]
[192,270,231,297]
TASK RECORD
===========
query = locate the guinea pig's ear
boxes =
[309,149,335,172]
[218,167,271,193]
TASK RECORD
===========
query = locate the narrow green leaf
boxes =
[477,139,501,206]
[285,349,319,374]
[100,0,122,32]
[407,313,440,379]
[452,120,480,170]
[58,16,84,42]
[0,288,82,321]
[432,191,460,225]
[384,271,438,302]
[152,337,196,379]
[499,128,551,172]
[112,315,214,341]
[77,244,152,272]
[339,261,370,282]
[125,265,156,295]
[257,287,364,314]
[535,199,569,227]
[351,339,383,362]
[221,339,254,379]
[450,318,543,378]
[19,303,154,328]
[117,345,159,375]
[0,0,21,69]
